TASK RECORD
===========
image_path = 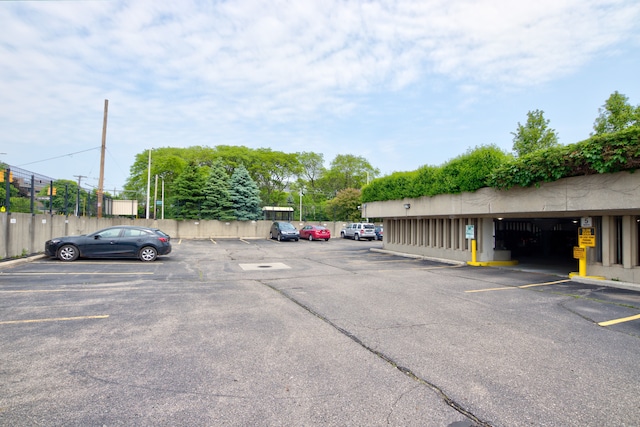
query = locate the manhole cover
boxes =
[239,263,291,271]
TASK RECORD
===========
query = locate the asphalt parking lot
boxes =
[1,237,639,426]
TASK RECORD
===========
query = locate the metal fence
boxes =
[1,165,112,216]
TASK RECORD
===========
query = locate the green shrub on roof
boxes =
[362,127,640,203]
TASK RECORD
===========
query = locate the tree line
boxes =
[123,149,379,221]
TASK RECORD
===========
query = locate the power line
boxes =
[18,147,101,167]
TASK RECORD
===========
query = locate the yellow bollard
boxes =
[579,245,587,276]
[471,239,477,263]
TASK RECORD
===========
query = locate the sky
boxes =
[1,0,639,195]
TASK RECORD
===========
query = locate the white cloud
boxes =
[1,0,639,188]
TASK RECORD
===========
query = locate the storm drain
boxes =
[239,263,291,271]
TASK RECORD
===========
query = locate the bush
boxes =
[489,127,640,189]
[362,145,509,202]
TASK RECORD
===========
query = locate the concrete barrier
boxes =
[0,213,352,259]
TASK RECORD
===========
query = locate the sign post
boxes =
[575,225,596,277]
[466,225,476,263]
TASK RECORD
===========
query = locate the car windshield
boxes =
[363,224,375,229]
[280,223,295,230]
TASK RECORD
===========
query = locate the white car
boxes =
[340,223,376,241]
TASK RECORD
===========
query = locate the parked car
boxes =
[375,225,383,240]
[44,225,172,262]
[269,221,299,241]
[299,225,331,241]
[340,222,376,241]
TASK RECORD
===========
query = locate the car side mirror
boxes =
[94,235,101,240]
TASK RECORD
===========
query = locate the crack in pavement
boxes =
[261,281,492,427]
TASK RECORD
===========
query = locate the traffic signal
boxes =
[0,170,12,183]
[47,187,57,196]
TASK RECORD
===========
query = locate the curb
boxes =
[0,254,47,270]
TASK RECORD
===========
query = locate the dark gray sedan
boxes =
[45,225,172,262]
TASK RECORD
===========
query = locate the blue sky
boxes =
[1,0,639,194]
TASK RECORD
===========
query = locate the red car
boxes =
[299,225,331,241]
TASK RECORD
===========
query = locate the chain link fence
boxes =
[1,165,112,216]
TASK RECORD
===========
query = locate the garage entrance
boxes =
[494,218,580,272]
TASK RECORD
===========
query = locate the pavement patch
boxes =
[239,262,291,271]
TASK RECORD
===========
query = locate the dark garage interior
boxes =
[494,218,581,272]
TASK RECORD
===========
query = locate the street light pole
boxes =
[299,188,303,222]
[146,149,151,219]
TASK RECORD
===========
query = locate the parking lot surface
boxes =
[1,238,639,426]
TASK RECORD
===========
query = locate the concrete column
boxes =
[601,215,610,266]
[479,217,495,262]
[623,215,633,269]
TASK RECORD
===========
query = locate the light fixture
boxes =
[403,203,411,209]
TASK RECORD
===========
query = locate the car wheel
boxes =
[308,234,313,241]
[57,244,79,262]
[269,232,274,239]
[341,232,346,238]
[354,233,360,241]
[139,246,158,262]
[325,238,330,241]
[277,234,282,241]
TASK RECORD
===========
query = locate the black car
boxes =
[269,221,299,241]
[44,225,172,262]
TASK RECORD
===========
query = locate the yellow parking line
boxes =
[0,287,137,293]
[465,279,571,293]
[39,261,163,265]
[1,272,154,276]
[598,313,640,327]
[465,286,513,293]
[0,315,109,325]
[519,279,571,288]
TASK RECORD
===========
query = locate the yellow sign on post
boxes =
[573,246,586,260]
[578,227,596,247]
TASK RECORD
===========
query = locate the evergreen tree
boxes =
[229,165,262,221]
[171,162,206,219]
[201,161,234,220]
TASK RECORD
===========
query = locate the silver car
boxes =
[340,223,376,241]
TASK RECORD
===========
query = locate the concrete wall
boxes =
[363,171,640,283]
[0,214,353,259]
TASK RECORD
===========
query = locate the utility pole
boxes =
[97,99,108,218]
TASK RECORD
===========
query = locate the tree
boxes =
[229,165,262,221]
[251,148,301,207]
[296,152,325,190]
[124,147,190,199]
[171,162,207,219]
[592,91,640,135]
[326,188,362,222]
[201,161,234,220]
[37,179,83,215]
[512,109,559,157]
[320,154,380,194]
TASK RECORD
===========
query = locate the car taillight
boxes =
[158,237,168,242]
